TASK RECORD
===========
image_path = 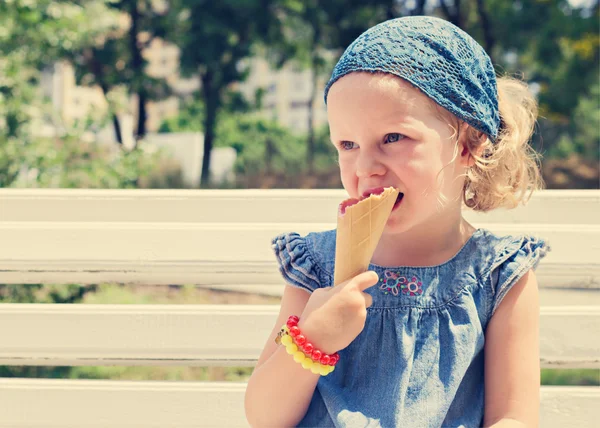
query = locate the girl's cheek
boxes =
[398,158,424,177]
[338,165,357,192]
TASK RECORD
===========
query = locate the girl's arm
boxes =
[244,284,318,427]
[484,269,540,427]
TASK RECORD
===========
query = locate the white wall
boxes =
[143,132,236,187]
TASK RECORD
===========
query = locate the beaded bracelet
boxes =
[275,315,339,376]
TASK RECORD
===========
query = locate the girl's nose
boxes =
[356,152,386,178]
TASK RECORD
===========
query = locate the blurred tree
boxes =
[159,98,306,179]
[216,113,306,178]
[277,1,390,173]
[472,0,599,124]
[158,96,205,134]
[0,0,119,187]
[428,0,599,155]
[14,131,170,189]
[164,0,294,187]
[553,82,600,160]
[66,0,176,144]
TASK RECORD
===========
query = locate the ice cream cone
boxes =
[333,187,400,286]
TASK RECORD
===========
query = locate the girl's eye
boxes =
[385,133,405,143]
[339,141,356,150]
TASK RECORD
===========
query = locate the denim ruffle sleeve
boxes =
[271,232,323,293]
[489,235,550,316]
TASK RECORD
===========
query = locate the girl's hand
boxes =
[297,271,379,355]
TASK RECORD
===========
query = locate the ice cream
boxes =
[333,187,400,286]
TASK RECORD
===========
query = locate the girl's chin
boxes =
[383,212,410,234]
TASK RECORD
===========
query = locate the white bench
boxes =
[0,189,598,427]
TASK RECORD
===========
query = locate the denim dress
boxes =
[271,228,549,428]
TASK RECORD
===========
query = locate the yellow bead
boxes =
[311,365,321,375]
[293,351,306,363]
[301,359,313,369]
[281,335,293,346]
[319,365,330,376]
[288,344,298,353]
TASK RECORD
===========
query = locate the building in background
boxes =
[40,39,329,139]
[235,57,329,134]
[39,39,198,137]
[36,35,330,188]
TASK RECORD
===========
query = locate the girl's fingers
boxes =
[354,271,379,292]
[363,292,373,308]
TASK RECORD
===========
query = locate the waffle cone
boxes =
[333,187,399,286]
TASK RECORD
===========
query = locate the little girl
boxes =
[245,16,549,427]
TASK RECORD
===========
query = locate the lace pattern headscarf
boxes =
[324,16,500,141]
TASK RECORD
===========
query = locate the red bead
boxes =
[330,353,339,365]
[311,350,322,361]
[295,335,306,346]
[286,318,298,328]
[302,342,314,354]
[289,315,299,324]
[320,355,330,365]
[289,326,300,337]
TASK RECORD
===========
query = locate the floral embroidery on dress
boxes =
[379,270,423,296]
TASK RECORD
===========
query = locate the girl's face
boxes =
[327,72,468,235]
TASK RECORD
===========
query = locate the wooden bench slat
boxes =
[1,260,598,289]
[0,379,597,428]
[1,260,597,289]
[3,222,597,263]
[1,189,598,224]
[1,223,598,287]
[0,379,249,427]
[1,304,598,369]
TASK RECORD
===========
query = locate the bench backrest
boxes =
[0,189,598,427]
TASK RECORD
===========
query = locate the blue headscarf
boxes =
[324,16,500,141]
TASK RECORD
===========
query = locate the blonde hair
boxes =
[460,76,544,212]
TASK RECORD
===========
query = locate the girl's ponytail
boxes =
[462,76,543,212]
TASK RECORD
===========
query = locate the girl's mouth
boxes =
[339,188,404,215]
[392,192,404,211]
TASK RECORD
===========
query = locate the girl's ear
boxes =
[458,124,485,168]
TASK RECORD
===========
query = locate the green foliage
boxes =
[0,0,120,186]
[0,284,98,304]
[161,106,308,176]
[3,365,596,385]
[469,0,599,158]
[162,0,300,185]
[160,99,339,178]
[8,134,172,189]
[0,284,44,303]
[158,97,204,133]
[551,82,600,159]
[541,369,600,386]
[66,1,174,134]
[0,1,119,66]
[0,366,72,379]
[312,124,338,172]
[0,364,254,382]
[217,114,306,176]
